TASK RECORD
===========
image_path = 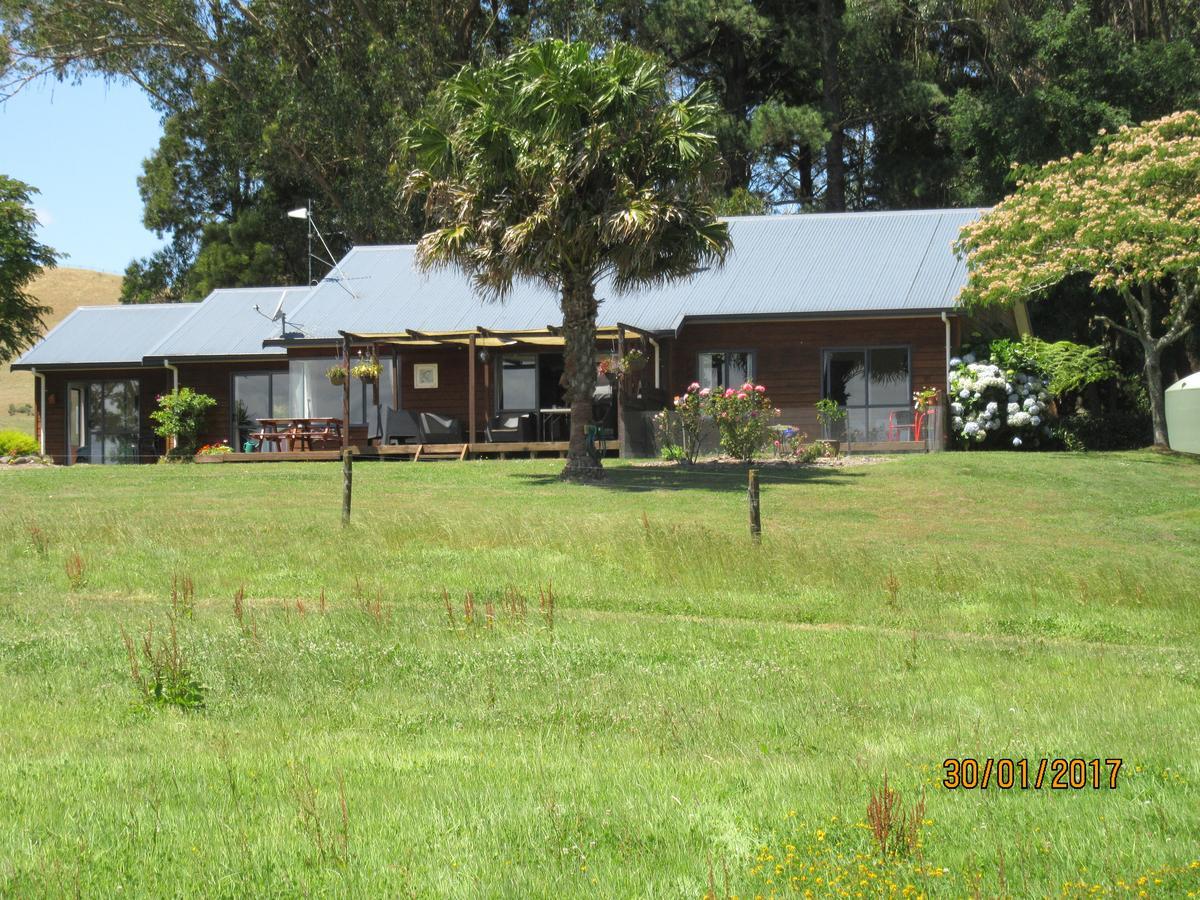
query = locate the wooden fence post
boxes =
[748,468,761,540]
[342,449,353,526]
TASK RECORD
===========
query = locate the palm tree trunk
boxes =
[560,274,603,481]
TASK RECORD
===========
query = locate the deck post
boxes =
[748,468,761,540]
[342,449,352,525]
[468,332,477,446]
[616,325,626,456]
[341,332,351,452]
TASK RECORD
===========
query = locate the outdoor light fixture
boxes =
[287,207,309,219]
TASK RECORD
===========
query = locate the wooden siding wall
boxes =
[666,317,953,435]
[38,367,172,465]
[177,359,286,449]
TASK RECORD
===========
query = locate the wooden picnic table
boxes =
[252,417,343,452]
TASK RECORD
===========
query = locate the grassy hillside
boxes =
[0,452,1197,896]
[0,267,122,434]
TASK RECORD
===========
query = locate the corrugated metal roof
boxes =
[147,286,300,359]
[12,304,198,369]
[10,209,984,370]
[285,208,983,340]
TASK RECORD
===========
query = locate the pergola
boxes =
[334,323,656,449]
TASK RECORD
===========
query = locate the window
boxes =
[821,347,911,441]
[232,371,290,448]
[66,379,139,464]
[287,358,394,424]
[698,351,755,390]
[497,352,567,411]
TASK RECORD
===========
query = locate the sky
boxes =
[0,77,166,274]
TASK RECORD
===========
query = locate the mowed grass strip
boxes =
[0,451,1197,896]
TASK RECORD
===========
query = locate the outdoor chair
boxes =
[417,412,465,444]
[372,406,420,445]
[485,413,535,443]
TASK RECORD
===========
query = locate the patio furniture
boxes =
[537,407,571,441]
[254,417,343,451]
[485,413,535,443]
[372,406,420,445]
[417,412,465,444]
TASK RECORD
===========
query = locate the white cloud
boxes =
[33,207,54,227]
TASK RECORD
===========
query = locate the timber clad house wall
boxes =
[12,209,983,464]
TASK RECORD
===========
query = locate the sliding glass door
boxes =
[821,347,911,441]
[66,379,140,464]
[232,371,290,449]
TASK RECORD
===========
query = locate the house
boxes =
[11,209,982,464]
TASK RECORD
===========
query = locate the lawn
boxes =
[0,451,1197,897]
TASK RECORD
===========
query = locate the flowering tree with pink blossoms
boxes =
[954,111,1200,447]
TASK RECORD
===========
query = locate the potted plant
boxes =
[351,354,382,384]
[814,398,847,454]
[597,356,622,383]
[326,363,347,386]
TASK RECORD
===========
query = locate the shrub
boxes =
[814,398,847,439]
[0,429,38,456]
[659,383,709,463]
[150,388,217,454]
[708,382,780,461]
[772,427,825,462]
[948,351,1055,450]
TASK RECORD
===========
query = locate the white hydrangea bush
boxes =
[948,352,1055,449]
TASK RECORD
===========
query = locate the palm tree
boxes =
[403,40,731,480]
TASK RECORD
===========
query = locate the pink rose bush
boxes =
[656,381,781,462]
[707,381,780,461]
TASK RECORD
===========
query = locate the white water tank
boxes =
[1165,373,1200,455]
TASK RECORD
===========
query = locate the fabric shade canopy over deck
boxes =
[342,324,651,347]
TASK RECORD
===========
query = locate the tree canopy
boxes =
[404,39,731,479]
[4,0,1199,301]
[0,175,57,363]
[955,110,1200,445]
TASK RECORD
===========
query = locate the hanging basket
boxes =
[326,365,347,386]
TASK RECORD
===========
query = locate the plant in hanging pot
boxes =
[351,355,382,384]
[326,364,347,386]
[597,356,623,383]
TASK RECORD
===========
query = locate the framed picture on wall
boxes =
[414,363,439,389]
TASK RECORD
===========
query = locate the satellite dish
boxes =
[269,294,286,321]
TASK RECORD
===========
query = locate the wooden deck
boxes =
[195,440,594,463]
[195,439,930,463]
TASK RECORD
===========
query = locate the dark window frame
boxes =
[696,349,757,389]
[820,345,913,440]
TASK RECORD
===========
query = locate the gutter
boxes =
[31,368,46,456]
[648,337,661,389]
[941,312,952,449]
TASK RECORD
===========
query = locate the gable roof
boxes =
[145,286,300,360]
[10,208,983,370]
[280,207,983,342]
[11,304,198,370]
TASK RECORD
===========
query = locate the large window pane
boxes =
[538,353,566,408]
[698,351,756,390]
[821,347,912,442]
[825,350,866,407]
[499,355,537,410]
[868,348,910,407]
[287,359,385,424]
[70,380,139,464]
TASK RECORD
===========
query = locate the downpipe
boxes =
[31,368,46,456]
